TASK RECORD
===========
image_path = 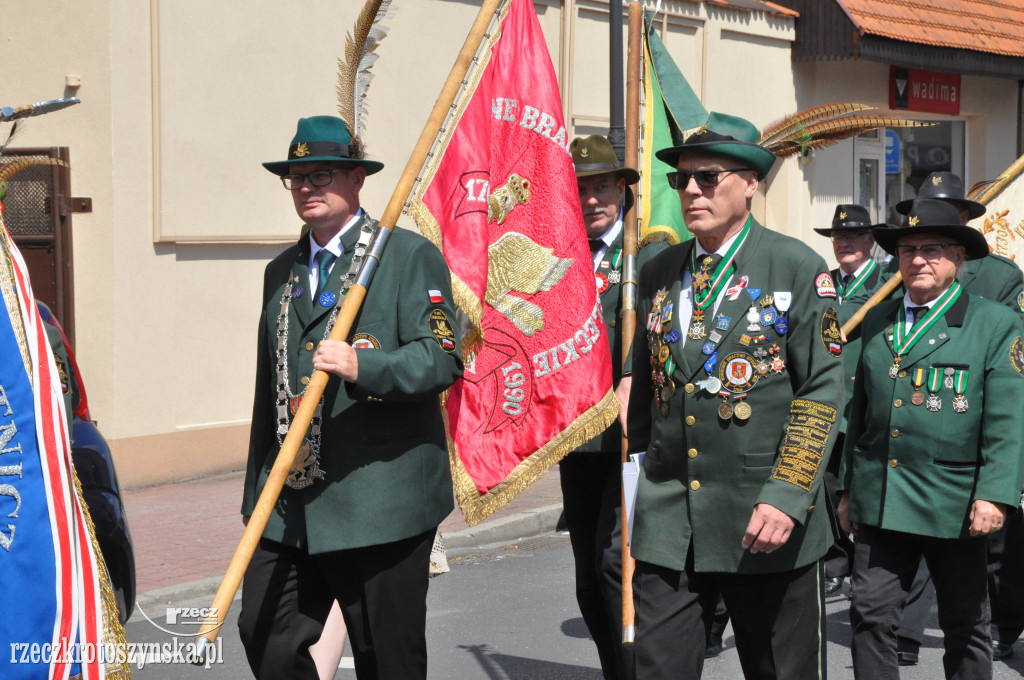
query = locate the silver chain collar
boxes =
[275,221,375,489]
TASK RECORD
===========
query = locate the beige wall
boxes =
[793,59,1020,269]
[9,0,1013,487]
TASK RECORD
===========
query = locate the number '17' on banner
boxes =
[409,0,617,526]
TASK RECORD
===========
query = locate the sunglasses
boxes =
[665,168,750,190]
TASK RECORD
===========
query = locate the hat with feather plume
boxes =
[263,0,394,177]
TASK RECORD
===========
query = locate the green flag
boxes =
[640,13,707,242]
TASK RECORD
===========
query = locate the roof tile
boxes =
[837,0,1024,58]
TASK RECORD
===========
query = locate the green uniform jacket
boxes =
[241,215,463,553]
[575,230,670,454]
[627,219,844,573]
[834,264,891,434]
[840,293,1024,538]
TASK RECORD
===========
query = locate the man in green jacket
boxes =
[238,116,463,680]
[838,198,1024,679]
[813,204,890,595]
[627,112,844,679]
[889,171,1024,665]
[562,135,669,680]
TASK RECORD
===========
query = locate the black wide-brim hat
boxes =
[570,135,641,184]
[263,115,384,177]
[873,198,990,260]
[813,204,876,237]
[654,111,776,180]
[895,172,984,219]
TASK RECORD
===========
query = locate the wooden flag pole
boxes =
[840,272,903,337]
[619,0,644,646]
[193,0,506,661]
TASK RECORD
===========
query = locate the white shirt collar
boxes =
[309,210,362,259]
[695,227,742,258]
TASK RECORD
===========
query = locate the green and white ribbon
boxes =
[691,216,751,313]
[893,281,961,361]
[837,259,877,301]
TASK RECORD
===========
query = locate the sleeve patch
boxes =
[815,272,837,298]
[1010,337,1024,376]
[428,289,445,304]
[820,307,843,357]
[350,333,381,349]
[1017,291,1024,313]
[773,399,837,491]
[429,308,458,354]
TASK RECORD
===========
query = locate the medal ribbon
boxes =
[927,367,942,393]
[954,369,969,394]
[912,367,924,389]
[691,216,751,312]
[893,281,961,361]
[837,259,877,301]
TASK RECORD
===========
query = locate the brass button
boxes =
[684,383,695,394]
[898,370,907,379]
[687,448,698,459]
[690,480,701,491]
[304,341,315,351]
[610,320,617,328]
[893,399,902,408]
[300,376,310,386]
[685,415,696,426]
[890,429,899,438]
[889,459,898,468]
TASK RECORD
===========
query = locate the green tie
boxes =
[315,249,336,296]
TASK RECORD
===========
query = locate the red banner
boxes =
[409,0,617,525]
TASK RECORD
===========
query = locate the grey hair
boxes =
[953,245,968,281]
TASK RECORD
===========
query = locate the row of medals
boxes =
[904,365,969,413]
[647,287,788,420]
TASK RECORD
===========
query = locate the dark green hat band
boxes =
[574,162,621,174]
[289,141,353,162]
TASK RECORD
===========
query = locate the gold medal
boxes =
[659,344,671,364]
[952,394,968,413]
[660,381,676,402]
[734,400,752,421]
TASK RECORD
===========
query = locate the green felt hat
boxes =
[263,116,384,176]
[570,135,640,184]
[655,111,776,180]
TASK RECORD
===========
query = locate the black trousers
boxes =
[988,505,1024,646]
[633,556,826,680]
[895,558,935,651]
[560,450,632,680]
[238,529,435,680]
[849,525,991,680]
[822,436,854,580]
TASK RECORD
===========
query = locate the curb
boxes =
[443,503,564,549]
[130,503,564,614]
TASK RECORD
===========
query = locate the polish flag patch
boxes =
[428,289,445,304]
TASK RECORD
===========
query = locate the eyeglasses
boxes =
[280,168,350,190]
[895,243,958,260]
[830,231,873,243]
[665,168,749,190]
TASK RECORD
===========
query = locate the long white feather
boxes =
[337,0,396,145]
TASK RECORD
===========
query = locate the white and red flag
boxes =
[409,0,617,525]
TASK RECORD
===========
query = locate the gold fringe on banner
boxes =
[450,388,619,526]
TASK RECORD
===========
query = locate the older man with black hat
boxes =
[814,205,890,595]
[237,115,463,680]
[896,171,1024,311]
[838,198,1024,679]
[627,112,844,679]
[561,135,669,680]
[891,171,1024,665]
